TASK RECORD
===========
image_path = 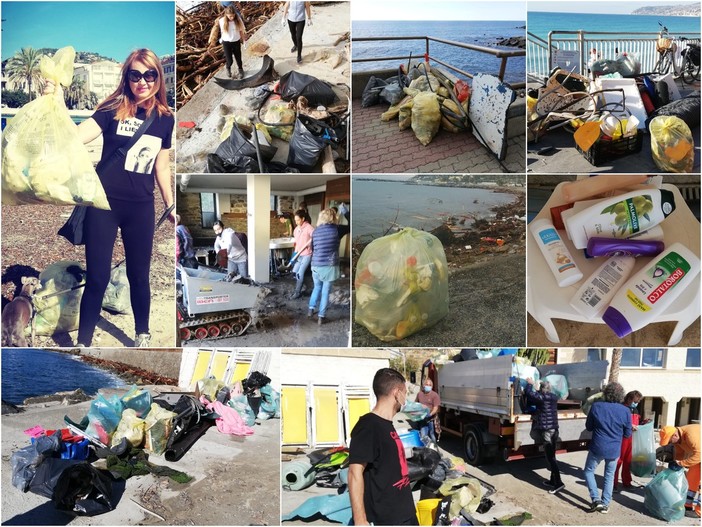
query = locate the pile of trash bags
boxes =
[209,71,347,173]
[2,46,110,209]
[355,228,449,341]
[361,64,471,146]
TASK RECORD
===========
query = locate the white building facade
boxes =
[74,60,121,101]
[557,348,701,428]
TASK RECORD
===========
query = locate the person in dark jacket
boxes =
[584,381,632,514]
[526,377,564,493]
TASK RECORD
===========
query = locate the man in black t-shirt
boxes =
[348,368,418,526]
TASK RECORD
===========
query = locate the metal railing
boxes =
[352,35,526,89]
[527,30,701,82]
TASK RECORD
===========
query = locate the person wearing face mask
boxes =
[614,390,649,492]
[415,378,441,445]
[525,378,564,494]
[348,368,418,526]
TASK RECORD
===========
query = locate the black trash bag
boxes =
[407,447,442,483]
[655,80,670,107]
[206,154,300,174]
[453,348,479,362]
[286,117,333,171]
[243,371,272,393]
[28,459,114,516]
[11,434,63,492]
[646,91,701,130]
[208,124,277,173]
[434,496,452,525]
[362,76,388,107]
[278,70,338,107]
[683,45,700,67]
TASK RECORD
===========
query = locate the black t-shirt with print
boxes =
[348,413,417,526]
[92,107,174,202]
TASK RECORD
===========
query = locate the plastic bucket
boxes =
[398,429,423,449]
[416,498,441,526]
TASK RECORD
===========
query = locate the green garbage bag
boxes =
[355,228,449,341]
[631,421,656,477]
[644,468,688,521]
[1,46,110,208]
[144,403,177,455]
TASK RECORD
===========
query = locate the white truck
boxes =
[423,354,609,465]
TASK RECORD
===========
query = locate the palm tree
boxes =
[5,47,43,101]
[65,77,86,109]
[608,348,622,383]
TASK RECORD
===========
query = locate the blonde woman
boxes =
[211,4,247,79]
[307,208,349,324]
[46,48,174,347]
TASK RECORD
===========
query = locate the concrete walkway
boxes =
[352,99,525,174]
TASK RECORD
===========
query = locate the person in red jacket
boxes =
[614,390,650,492]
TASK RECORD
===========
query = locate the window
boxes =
[200,193,216,228]
[686,349,701,369]
[586,349,604,361]
[621,349,664,368]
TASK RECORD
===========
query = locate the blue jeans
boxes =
[227,259,248,278]
[420,421,436,443]
[308,268,332,318]
[584,451,618,506]
[292,254,311,295]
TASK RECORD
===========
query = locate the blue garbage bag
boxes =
[282,491,352,524]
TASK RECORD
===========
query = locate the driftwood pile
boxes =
[176,1,279,108]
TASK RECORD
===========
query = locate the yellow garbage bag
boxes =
[32,260,85,336]
[354,228,449,341]
[1,46,110,209]
[144,403,177,455]
[264,103,296,142]
[438,477,483,517]
[412,92,441,146]
[650,116,694,173]
[398,99,414,131]
[111,409,145,448]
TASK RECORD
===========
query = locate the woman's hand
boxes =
[168,207,176,224]
[42,79,64,100]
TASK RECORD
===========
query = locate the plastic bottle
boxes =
[561,175,649,203]
[569,255,636,318]
[602,242,701,337]
[530,218,583,287]
[586,237,665,258]
[563,189,676,249]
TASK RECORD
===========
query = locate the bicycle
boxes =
[653,22,700,84]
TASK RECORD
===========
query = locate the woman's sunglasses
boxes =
[127,69,159,83]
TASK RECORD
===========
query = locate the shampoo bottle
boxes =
[602,242,700,337]
[530,218,583,287]
[569,255,636,318]
[563,189,676,249]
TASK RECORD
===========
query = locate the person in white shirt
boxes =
[282,1,311,64]
[210,4,247,79]
[213,220,248,278]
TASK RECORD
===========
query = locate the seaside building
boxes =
[161,54,175,106]
[557,348,701,428]
[74,60,121,100]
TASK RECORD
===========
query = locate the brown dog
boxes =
[1,276,42,347]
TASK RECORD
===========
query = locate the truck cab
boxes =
[422,353,608,465]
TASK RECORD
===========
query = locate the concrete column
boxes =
[662,398,680,427]
[247,175,271,282]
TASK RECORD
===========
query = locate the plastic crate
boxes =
[577,130,644,166]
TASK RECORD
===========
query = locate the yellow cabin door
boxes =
[210,352,231,381]
[347,397,370,434]
[190,350,213,385]
[282,386,308,444]
[313,387,340,445]
[231,362,251,384]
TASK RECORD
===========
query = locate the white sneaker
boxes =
[134,333,151,347]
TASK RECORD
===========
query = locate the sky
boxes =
[528,0,699,15]
[351,0,526,21]
[1,1,175,61]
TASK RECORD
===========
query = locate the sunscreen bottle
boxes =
[569,255,636,318]
[602,242,700,337]
[563,189,676,249]
[530,218,583,287]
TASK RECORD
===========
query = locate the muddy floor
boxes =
[1,190,176,348]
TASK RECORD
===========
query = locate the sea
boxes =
[352,20,526,85]
[528,11,701,40]
[1,348,126,405]
[353,179,516,238]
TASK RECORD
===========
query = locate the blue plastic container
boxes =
[398,429,423,449]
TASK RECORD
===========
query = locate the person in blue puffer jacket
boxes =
[526,377,564,494]
[307,207,349,324]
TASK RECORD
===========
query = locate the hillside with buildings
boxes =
[632,2,700,16]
